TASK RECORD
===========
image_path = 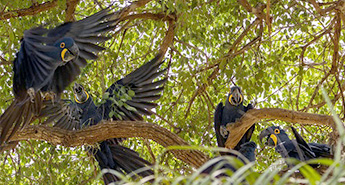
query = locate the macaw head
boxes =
[228,86,243,106]
[54,37,79,62]
[73,83,89,104]
[259,126,290,147]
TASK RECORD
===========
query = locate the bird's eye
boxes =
[274,129,280,134]
[60,42,65,48]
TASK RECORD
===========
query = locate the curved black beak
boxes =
[259,129,278,147]
[229,88,243,106]
[259,129,271,144]
[63,43,79,62]
[266,136,277,147]
[73,83,83,94]
[73,83,89,103]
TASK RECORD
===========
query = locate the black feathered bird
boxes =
[40,53,167,184]
[214,86,255,152]
[0,8,117,145]
[259,126,332,163]
[201,141,257,175]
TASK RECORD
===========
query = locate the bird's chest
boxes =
[82,109,103,126]
[275,141,297,158]
[78,102,102,127]
[221,106,244,124]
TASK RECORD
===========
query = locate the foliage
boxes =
[0,0,345,184]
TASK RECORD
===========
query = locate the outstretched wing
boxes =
[14,8,117,96]
[39,100,82,130]
[92,142,153,184]
[99,53,167,121]
[1,8,117,146]
[0,92,42,145]
[214,102,225,148]
[13,27,62,96]
[43,8,118,95]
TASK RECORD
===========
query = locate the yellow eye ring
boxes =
[60,42,65,48]
[74,90,89,104]
[274,129,280,134]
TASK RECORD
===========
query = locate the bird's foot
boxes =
[220,125,229,138]
[43,92,57,103]
[27,88,36,103]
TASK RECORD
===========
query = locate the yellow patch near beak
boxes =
[61,48,68,62]
[74,90,89,104]
[270,134,278,146]
[228,94,243,105]
[229,94,233,104]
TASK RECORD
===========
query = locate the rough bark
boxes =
[225,108,336,149]
[9,108,338,167]
[65,0,79,21]
[11,120,210,168]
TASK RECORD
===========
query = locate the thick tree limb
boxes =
[225,108,335,149]
[11,120,209,168]
[0,0,58,20]
[159,17,175,55]
[65,0,79,21]
[308,0,325,15]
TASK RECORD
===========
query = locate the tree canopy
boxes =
[0,0,345,184]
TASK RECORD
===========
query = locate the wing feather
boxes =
[214,102,225,148]
[100,53,166,121]
[39,100,82,130]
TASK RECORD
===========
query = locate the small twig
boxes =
[258,74,298,104]
[150,111,180,130]
[0,55,11,65]
[143,139,156,164]
[299,26,333,65]
[174,38,209,61]
[335,74,345,117]
[304,72,331,112]
[184,67,219,118]
[296,76,303,111]
[0,0,58,20]
[266,0,271,36]
[93,0,104,9]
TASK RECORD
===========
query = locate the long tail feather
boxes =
[92,142,153,184]
[0,92,42,146]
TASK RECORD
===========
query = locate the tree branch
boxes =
[11,120,209,168]
[0,0,58,20]
[159,18,175,55]
[112,0,153,21]
[330,12,341,74]
[225,108,335,149]
[65,0,79,22]
[123,12,175,22]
